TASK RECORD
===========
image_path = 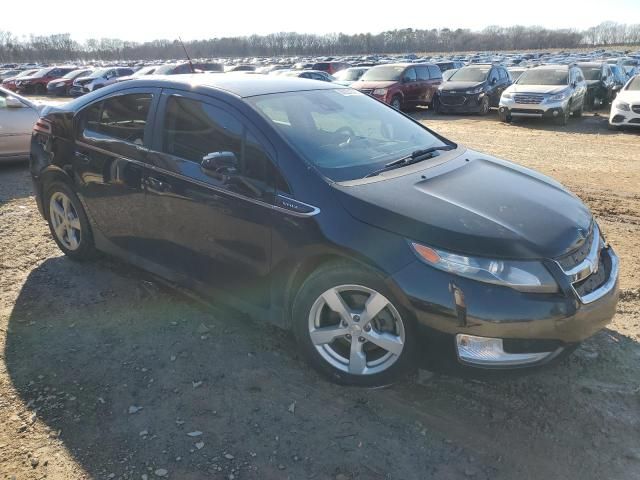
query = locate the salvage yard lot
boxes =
[1,108,639,480]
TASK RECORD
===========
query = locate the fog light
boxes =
[552,110,559,117]
[455,334,555,367]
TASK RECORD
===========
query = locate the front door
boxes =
[143,91,274,308]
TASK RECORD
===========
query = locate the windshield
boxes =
[32,68,50,77]
[154,64,178,74]
[509,69,525,81]
[449,67,490,82]
[87,68,110,78]
[16,70,37,78]
[626,76,640,90]
[132,66,155,76]
[248,89,448,182]
[360,66,405,82]
[581,67,601,81]
[62,69,84,79]
[517,69,568,86]
[334,69,366,81]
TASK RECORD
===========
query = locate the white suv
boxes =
[609,75,640,129]
[71,67,134,95]
[499,65,587,125]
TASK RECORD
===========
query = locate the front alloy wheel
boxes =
[308,285,405,376]
[293,263,416,386]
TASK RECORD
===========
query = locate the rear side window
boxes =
[81,93,153,144]
[428,65,442,79]
[416,66,429,81]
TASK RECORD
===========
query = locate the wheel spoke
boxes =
[62,196,71,217]
[54,222,66,239]
[67,228,79,249]
[52,201,65,219]
[309,325,349,345]
[364,330,403,356]
[321,288,352,322]
[361,291,389,324]
[68,217,81,230]
[349,339,367,374]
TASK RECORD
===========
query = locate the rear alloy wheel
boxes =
[390,96,402,111]
[46,182,96,261]
[479,96,490,115]
[293,264,416,386]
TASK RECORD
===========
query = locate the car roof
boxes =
[126,73,346,98]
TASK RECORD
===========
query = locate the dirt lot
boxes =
[1,105,639,480]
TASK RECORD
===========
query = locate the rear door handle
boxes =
[75,151,90,164]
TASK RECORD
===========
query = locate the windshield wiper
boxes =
[364,144,456,178]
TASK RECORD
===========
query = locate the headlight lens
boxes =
[410,242,558,293]
[547,90,570,102]
[502,92,513,99]
[372,88,387,96]
[614,101,630,111]
[465,86,484,94]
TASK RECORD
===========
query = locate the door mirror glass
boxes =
[5,97,25,108]
[491,77,498,85]
[201,151,239,179]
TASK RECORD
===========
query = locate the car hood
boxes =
[440,81,484,91]
[353,80,398,89]
[332,152,592,260]
[506,84,568,95]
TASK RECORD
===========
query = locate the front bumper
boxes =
[69,85,87,97]
[609,104,640,127]
[47,83,67,96]
[438,92,485,112]
[390,246,619,368]
[499,97,569,118]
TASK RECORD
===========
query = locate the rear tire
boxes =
[45,181,96,261]
[292,262,418,386]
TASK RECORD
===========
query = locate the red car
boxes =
[46,69,94,96]
[15,66,78,95]
[352,63,442,111]
[1,69,39,92]
[312,61,351,75]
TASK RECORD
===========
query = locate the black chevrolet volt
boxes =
[29,75,619,386]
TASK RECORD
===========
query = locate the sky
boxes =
[4,0,640,42]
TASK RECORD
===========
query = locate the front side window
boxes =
[248,89,448,182]
[162,96,280,199]
[403,68,417,82]
[81,93,152,144]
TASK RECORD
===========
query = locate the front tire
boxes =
[478,96,490,115]
[45,181,96,261]
[390,95,402,111]
[292,263,417,386]
[35,84,46,95]
[499,109,512,123]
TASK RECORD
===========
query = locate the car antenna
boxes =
[178,36,195,73]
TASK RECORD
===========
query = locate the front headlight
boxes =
[410,242,558,293]
[547,91,570,102]
[502,92,513,100]
[614,101,630,111]
[372,88,387,96]
[465,86,484,94]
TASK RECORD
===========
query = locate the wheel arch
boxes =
[36,166,74,220]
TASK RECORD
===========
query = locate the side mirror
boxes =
[5,97,25,108]
[491,78,497,85]
[571,81,577,88]
[201,151,239,180]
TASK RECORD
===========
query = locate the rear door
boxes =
[402,67,419,105]
[73,88,159,257]
[142,90,276,307]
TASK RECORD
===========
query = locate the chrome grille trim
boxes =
[514,94,545,104]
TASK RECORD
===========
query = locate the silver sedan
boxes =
[0,87,42,162]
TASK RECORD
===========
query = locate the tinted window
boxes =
[404,68,417,82]
[83,93,152,144]
[428,65,442,79]
[416,66,429,81]
[162,96,279,198]
[498,68,507,80]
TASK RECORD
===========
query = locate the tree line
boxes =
[0,22,639,63]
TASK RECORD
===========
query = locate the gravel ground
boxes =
[1,103,639,480]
